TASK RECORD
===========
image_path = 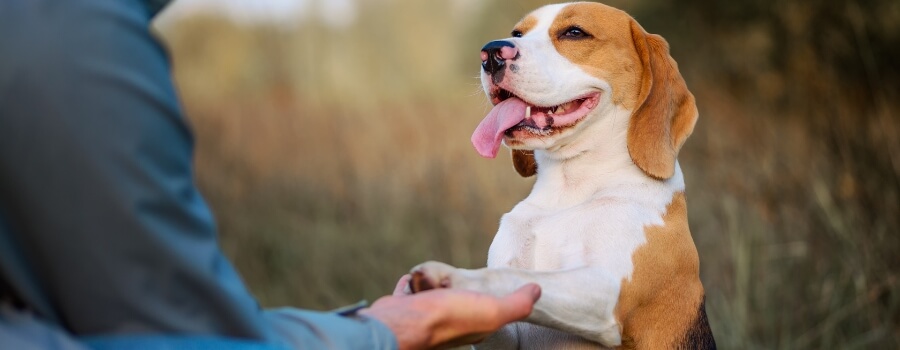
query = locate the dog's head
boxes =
[471,2,697,180]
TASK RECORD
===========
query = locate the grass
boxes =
[155,0,899,348]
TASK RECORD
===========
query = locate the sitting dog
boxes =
[408,2,715,349]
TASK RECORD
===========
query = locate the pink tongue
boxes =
[471,97,528,158]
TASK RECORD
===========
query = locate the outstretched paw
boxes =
[408,261,458,293]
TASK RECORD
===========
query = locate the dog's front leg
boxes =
[410,261,623,347]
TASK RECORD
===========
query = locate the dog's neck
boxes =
[525,104,684,209]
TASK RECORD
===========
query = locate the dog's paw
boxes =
[408,261,459,293]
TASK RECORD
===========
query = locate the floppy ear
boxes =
[627,20,698,180]
[511,149,537,177]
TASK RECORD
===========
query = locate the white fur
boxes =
[413,4,685,349]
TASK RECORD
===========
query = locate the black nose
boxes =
[481,40,518,76]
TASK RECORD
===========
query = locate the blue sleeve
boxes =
[0,0,397,348]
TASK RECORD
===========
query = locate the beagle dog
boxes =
[408,2,715,349]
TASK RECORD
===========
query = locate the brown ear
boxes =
[511,149,537,177]
[627,20,698,180]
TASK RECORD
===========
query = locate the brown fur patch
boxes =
[511,149,537,177]
[550,3,644,109]
[613,193,712,349]
[514,15,538,36]
[626,20,698,180]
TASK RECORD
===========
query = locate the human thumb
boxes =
[496,283,541,323]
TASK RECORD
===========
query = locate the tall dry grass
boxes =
[156,0,898,348]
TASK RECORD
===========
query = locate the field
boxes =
[156,0,899,348]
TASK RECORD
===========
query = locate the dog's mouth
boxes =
[471,89,601,158]
[498,89,599,136]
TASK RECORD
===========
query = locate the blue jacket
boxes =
[0,0,397,348]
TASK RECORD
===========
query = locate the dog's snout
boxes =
[481,40,518,76]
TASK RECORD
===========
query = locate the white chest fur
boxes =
[488,166,685,270]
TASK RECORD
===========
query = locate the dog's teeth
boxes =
[526,106,531,119]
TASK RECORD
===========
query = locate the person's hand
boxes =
[359,274,541,350]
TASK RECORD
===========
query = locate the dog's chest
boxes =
[486,200,643,271]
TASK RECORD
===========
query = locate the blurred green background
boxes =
[154,0,899,348]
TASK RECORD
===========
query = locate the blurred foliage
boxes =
[155,0,899,348]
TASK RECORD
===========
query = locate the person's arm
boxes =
[0,0,392,347]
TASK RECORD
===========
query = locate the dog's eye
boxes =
[511,30,523,38]
[561,27,589,39]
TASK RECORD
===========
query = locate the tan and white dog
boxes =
[409,2,714,349]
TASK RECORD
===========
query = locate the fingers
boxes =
[493,283,541,324]
[368,283,542,350]
[393,274,412,296]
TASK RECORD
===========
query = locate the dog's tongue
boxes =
[471,97,528,158]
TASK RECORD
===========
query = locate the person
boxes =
[0,0,541,349]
